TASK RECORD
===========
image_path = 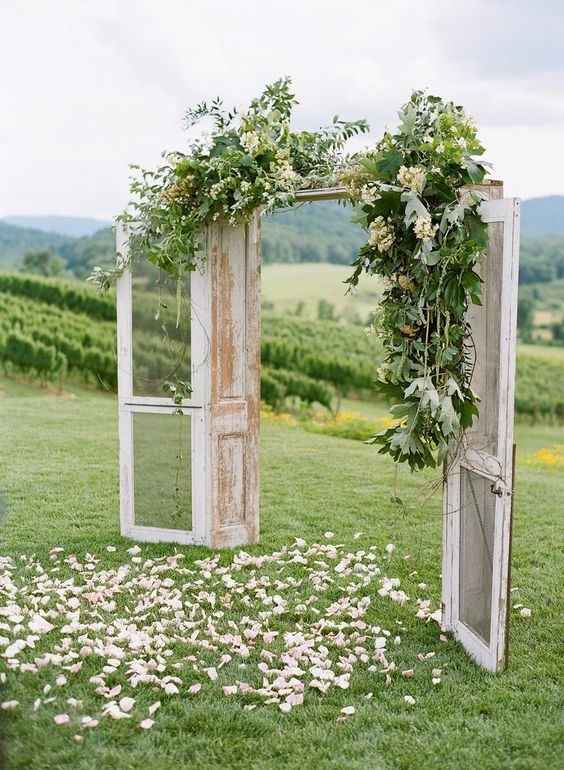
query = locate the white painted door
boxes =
[115,225,208,545]
[442,195,521,671]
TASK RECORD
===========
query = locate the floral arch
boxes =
[95,79,520,671]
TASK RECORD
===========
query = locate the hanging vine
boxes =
[91,80,490,472]
[340,92,490,470]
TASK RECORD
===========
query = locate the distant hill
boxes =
[262,200,364,265]
[2,215,111,238]
[59,227,114,278]
[0,221,73,266]
[521,196,564,236]
[1,195,564,276]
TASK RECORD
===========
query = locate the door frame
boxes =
[441,195,521,671]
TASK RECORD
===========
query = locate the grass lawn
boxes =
[262,262,383,321]
[0,377,562,770]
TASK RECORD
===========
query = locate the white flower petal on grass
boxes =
[385,543,396,556]
[222,685,237,696]
[127,545,141,556]
[520,607,532,618]
[404,695,416,705]
[205,667,218,681]
[139,719,154,730]
[55,675,67,687]
[432,677,441,685]
[148,701,161,716]
[401,669,414,679]
[188,684,201,695]
[279,702,292,713]
[286,693,303,706]
[54,713,70,725]
[119,697,135,713]
[104,703,131,720]
[73,734,84,743]
[163,682,179,696]
[4,639,26,658]
[81,716,98,728]
[28,614,54,635]
[106,546,116,552]
[1,701,18,711]
[324,532,334,540]
[341,706,355,716]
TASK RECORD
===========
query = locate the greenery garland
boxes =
[92,80,490,472]
[340,92,490,470]
[90,78,368,290]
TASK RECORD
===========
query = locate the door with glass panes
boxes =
[115,215,261,548]
[442,187,520,672]
[115,226,207,544]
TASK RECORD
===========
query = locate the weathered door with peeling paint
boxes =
[442,186,521,671]
[116,214,261,548]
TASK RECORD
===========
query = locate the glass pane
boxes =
[132,261,191,397]
[459,469,496,643]
[133,412,192,530]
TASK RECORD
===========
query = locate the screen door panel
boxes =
[132,411,192,531]
[442,194,520,672]
[459,468,496,644]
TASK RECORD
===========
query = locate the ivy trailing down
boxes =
[341,92,489,470]
[92,80,490,472]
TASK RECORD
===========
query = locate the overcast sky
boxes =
[1,0,563,219]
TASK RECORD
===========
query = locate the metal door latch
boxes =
[490,482,504,497]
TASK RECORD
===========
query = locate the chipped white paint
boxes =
[116,213,260,548]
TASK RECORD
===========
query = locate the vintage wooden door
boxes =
[442,184,521,671]
[115,215,260,547]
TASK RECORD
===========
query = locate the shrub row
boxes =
[1,332,67,382]
[261,367,334,411]
[0,273,116,321]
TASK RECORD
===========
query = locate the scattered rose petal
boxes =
[54,713,70,725]
[404,695,416,705]
[139,719,154,730]
[520,607,532,618]
[119,697,135,713]
[1,701,18,711]
[341,706,355,716]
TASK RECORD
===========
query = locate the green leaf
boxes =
[439,395,460,436]
[375,150,403,178]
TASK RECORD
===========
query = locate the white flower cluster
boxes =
[241,131,260,155]
[413,215,438,241]
[369,216,395,252]
[397,165,426,194]
[360,186,381,205]
[276,160,298,189]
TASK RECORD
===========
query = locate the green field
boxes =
[0,377,562,770]
[262,262,383,322]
